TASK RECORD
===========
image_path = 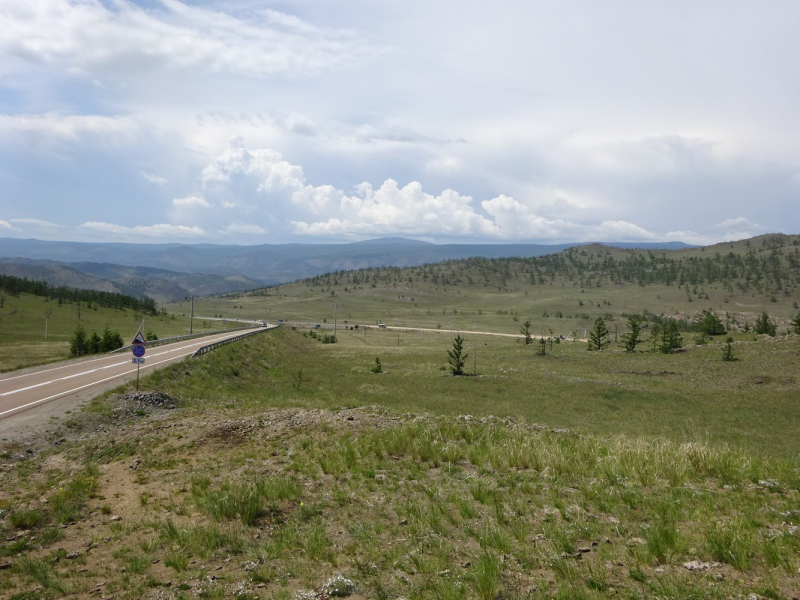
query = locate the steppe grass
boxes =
[1,320,799,598]
[145,326,800,458]
[2,399,798,598]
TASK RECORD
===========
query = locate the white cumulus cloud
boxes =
[294,180,501,238]
[142,172,168,185]
[172,195,210,208]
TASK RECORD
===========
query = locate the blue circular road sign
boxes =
[132,344,146,357]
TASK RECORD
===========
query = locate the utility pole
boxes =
[190,296,194,335]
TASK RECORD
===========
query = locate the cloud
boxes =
[142,172,168,185]
[220,222,267,235]
[9,218,63,227]
[196,141,705,243]
[79,221,204,237]
[589,221,658,242]
[294,180,501,238]
[172,195,210,208]
[0,113,139,140]
[707,217,768,241]
[0,219,13,229]
[0,0,380,79]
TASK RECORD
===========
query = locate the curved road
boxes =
[0,328,273,421]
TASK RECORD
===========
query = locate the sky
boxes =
[1,0,799,246]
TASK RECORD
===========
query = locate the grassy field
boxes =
[0,293,229,372]
[1,328,798,599]
[147,326,800,460]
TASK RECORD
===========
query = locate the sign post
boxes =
[131,332,147,391]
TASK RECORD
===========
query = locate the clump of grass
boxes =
[470,551,501,600]
[9,508,44,530]
[50,463,99,524]
[643,502,683,563]
[303,522,333,561]
[705,520,753,570]
[164,550,190,572]
[14,556,69,594]
[191,475,301,525]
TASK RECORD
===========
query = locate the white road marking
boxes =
[0,350,195,418]
[0,333,239,395]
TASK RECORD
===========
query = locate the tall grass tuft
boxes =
[470,551,501,600]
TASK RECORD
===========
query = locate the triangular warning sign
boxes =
[132,332,147,345]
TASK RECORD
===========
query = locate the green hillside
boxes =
[173,234,800,337]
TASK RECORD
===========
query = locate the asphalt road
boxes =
[0,328,270,421]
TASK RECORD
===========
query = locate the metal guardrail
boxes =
[111,325,258,353]
[191,324,279,358]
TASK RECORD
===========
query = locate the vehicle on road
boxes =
[378,323,387,328]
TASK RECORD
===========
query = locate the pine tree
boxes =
[621,316,643,352]
[722,336,736,362]
[100,325,124,352]
[696,310,725,336]
[659,322,683,354]
[754,312,776,336]
[587,317,610,351]
[520,320,532,345]
[649,323,662,352]
[69,325,89,357]
[448,335,469,375]
[792,313,800,335]
[88,331,101,354]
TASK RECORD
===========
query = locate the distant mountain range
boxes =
[0,258,261,304]
[0,237,695,301]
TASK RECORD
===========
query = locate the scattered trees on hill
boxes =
[792,313,800,335]
[0,273,157,314]
[296,234,800,302]
[587,317,610,351]
[754,312,776,336]
[448,335,468,375]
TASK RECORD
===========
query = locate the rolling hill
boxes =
[0,237,694,286]
[0,258,262,304]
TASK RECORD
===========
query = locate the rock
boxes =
[108,515,122,522]
[0,560,11,570]
[683,560,712,571]
[627,537,646,546]
[66,551,82,559]
[577,547,591,553]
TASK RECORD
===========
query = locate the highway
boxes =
[0,328,271,421]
